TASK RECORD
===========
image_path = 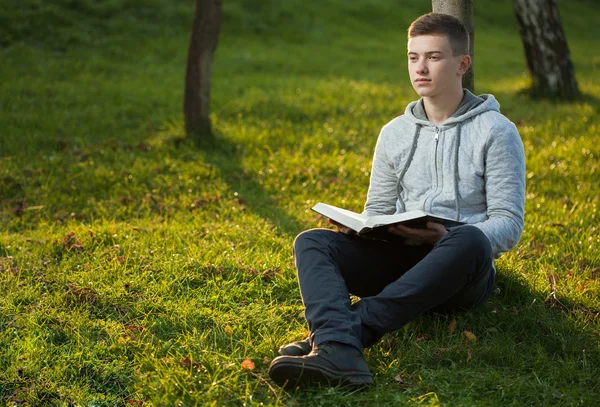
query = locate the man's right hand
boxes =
[328,219,357,236]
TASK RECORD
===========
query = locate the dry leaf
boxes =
[181,356,192,368]
[432,347,451,357]
[65,283,99,304]
[181,356,202,369]
[416,333,430,341]
[63,232,83,251]
[447,318,457,335]
[125,324,144,332]
[463,330,477,342]
[393,371,416,389]
[241,358,255,370]
[467,347,472,361]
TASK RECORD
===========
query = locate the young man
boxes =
[269,12,526,389]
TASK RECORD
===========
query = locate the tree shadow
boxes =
[362,266,600,403]
[174,131,307,239]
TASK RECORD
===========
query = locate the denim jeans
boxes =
[293,225,495,352]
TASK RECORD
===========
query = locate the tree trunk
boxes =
[513,0,579,99]
[184,0,222,139]
[432,0,474,93]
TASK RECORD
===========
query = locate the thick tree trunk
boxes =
[184,0,222,138]
[513,0,579,99]
[432,0,474,93]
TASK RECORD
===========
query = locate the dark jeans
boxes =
[293,225,495,352]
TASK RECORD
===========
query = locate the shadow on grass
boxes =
[356,268,600,404]
[491,87,600,115]
[179,131,307,239]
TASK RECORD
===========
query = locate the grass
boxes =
[1,0,599,405]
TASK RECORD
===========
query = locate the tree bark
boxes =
[432,0,474,93]
[512,0,579,99]
[184,0,222,139]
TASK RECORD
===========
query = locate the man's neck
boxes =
[422,88,465,126]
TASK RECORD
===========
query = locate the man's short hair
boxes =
[408,13,469,56]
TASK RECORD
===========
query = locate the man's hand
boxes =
[388,221,448,245]
[328,219,357,236]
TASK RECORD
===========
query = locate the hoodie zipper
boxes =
[424,126,441,212]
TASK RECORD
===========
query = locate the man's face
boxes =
[407,35,466,98]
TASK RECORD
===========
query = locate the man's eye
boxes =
[429,56,439,60]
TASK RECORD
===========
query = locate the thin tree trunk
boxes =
[184,0,222,138]
[432,0,474,93]
[513,0,579,99]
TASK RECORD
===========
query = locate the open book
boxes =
[312,202,463,238]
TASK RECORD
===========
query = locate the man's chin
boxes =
[412,87,435,98]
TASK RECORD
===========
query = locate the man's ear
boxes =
[458,54,471,75]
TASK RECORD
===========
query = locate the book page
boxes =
[365,210,428,228]
[311,203,367,233]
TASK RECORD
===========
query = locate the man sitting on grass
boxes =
[269,12,526,389]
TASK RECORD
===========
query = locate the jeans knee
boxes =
[293,228,337,258]
[448,225,492,260]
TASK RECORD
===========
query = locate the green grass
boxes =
[1,0,599,405]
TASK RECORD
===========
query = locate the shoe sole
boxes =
[269,359,374,389]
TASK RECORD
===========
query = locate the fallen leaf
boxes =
[118,196,135,205]
[241,358,255,370]
[416,333,430,342]
[181,356,192,368]
[65,283,99,304]
[62,232,83,251]
[432,347,451,357]
[467,347,472,361]
[447,318,457,335]
[260,268,280,281]
[181,356,202,369]
[393,371,416,388]
[463,330,477,342]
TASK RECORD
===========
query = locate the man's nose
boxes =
[416,61,428,74]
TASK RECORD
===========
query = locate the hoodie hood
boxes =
[406,89,499,127]
[389,90,503,223]
[364,90,526,259]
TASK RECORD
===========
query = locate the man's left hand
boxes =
[388,221,448,245]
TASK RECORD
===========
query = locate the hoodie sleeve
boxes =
[363,129,398,216]
[471,121,526,258]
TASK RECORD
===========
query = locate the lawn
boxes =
[1,0,599,405]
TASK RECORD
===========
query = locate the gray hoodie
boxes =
[364,90,526,258]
